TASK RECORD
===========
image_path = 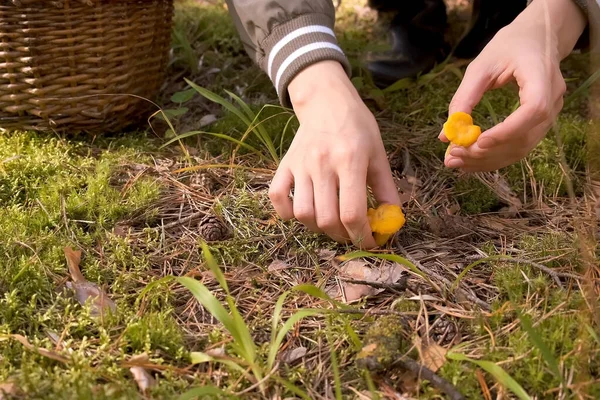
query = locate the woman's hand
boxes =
[269,61,400,248]
[441,0,587,172]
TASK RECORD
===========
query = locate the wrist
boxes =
[288,61,361,118]
[521,0,586,60]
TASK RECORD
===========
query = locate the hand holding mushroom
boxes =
[440,0,586,173]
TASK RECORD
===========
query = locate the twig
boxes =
[395,240,491,311]
[334,308,413,329]
[339,276,408,293]
[466,255,581,286]
[392,357,466,400]
[145,210,206,231]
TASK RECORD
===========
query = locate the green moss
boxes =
[124,312,186,357]
[356,315,406,372]
[454,176,500,214]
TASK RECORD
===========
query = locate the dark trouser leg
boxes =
[366,0,448,88]
[454,0,527,59]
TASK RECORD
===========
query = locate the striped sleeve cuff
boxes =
[260,13,352,108]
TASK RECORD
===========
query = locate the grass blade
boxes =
[267,309,322,369]
[452,258,491,289]
[201,242,229,295]
[189,352,250,378]
[481,96,499,126]
[447,352,532,400]
[586,323,600,345]
[293,284,345,309]
[175,277,255,363]
[327,326,343,400]
[517,312,562,381]
[172,28,199,74]
[224,89,256,120]
[564,68,600,107]
[272,376,311,400]
[160,130,263,157]
[279,114,297,159]
[271,291,291,349]
[177,386,236,400]
[136,276,174,306]
[185,79,251,126]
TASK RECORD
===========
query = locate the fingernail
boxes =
[447,158,464,168]
[450,147,466,157]
[478,136,495,149]
[438,130,444,140]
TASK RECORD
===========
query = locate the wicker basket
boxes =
[0,0,174,133]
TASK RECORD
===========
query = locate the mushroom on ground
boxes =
[367,204,406,246]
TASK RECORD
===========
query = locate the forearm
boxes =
[519,0,587,59]
[225,0,351,107]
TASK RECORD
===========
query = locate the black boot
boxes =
[454,0,527,59]
[366,0,449,88]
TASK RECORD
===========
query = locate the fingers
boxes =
[339,162,377,249]
[441,61,497,146]
[448,62,494,115]
[269,167,294,220]
[475,68,554,150]
[367,150,401,207]
[313,171,349,243]
[292,174,322,233]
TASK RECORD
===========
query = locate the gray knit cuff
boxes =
[259,13,352,108]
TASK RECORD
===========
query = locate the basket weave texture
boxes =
[0,0,174,133]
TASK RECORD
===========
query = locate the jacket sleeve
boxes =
[224,0,351,107]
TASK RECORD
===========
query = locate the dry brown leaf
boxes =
[3,334,69,363]
[415,336,447,373]
[282,346,307,364]
[398,370,419,394]
[317,248,337,261]
[0,381,18,400]
[63,247,116,318]
[64,246,85,282]
[128,354,156,393]
[204,346,225,358]
[129,366,156,393]
[268,259,290,273]
[333,260,404,303]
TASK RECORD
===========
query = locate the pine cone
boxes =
[198,215,229,242]
[429,317,459,346]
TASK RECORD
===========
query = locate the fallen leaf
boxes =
[398,370,419,394]
[204,346,225,358]
[415,336,447,373]
[407,295,440,301]
[128,353,156,393]
[130,366,156,393]
[334,260,404,303]
[64,246,85,282]
[476,172,522,211]
[199,114,217,127]
[317,249,337,261]
[268,259,290,273]
[2,334,69,363]
[282,346,307,364]
[63,247,116,318]
[0,381,18,400]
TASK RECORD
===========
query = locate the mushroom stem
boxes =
[374,233,391,247]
